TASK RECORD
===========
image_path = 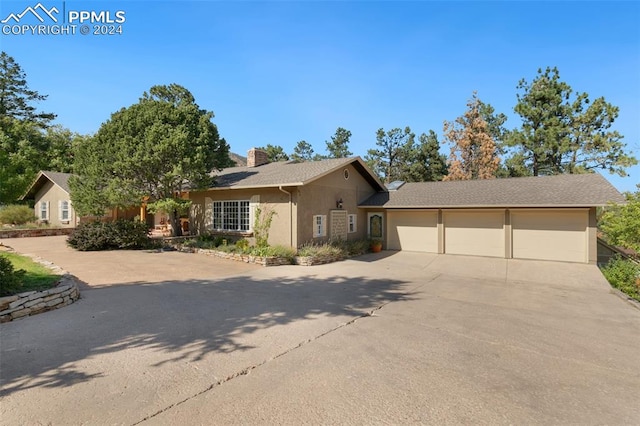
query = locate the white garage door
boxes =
[387,211,438,252]
[511,210,587,263]
[444,210,505,257]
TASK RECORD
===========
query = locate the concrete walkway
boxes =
[1,238,639,424]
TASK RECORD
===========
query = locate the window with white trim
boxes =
[40,201,48,220]
[60,200,70,222]
[313,215,326,238]
[348,214,357,233]
[212,200,250,231]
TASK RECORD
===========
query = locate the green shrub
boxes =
[0,255,25,296]
[67,219,151,251]
[601,257,640,301]
[235,238,250,252]
[297,242,343,257]
[248,245,297,260]
[0,205,37,225]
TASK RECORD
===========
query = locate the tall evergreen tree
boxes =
[506,67,636,176]
[405,130,448,182]
[257,144,289,162]
[70,84,233,235]
[443,93,500,181]
[291,140,315,162]
[365,127,415,183]
[0,51,55,127]
[325,127,353,158]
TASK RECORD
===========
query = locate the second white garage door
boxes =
[511,210,588,263]
[387,211,438,252]
[444,210,505,258]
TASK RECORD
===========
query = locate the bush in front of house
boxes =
[601,256,640,302]
[0,204,38,226]
[67,219,152,251]
[0,255,25,296]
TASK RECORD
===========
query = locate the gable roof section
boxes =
[206,157,385,191]
[20,171,73,200]
[360,174,625,208]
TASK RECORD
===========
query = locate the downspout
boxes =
[278,186,293,247]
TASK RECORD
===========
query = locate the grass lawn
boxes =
[1,252,61,294]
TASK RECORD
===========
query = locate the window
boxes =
[212,200,250,231]
[60,200,70,222]
[39,201,48,221]
[348,214,357,233]
[313,215,326,238]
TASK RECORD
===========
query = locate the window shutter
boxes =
[46,201,50,221]
[204,197,213,229]
[249,195,260,232]
[58,200,62,222]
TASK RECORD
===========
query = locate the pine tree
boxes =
[325,127,353,158]
[443,93,500,181]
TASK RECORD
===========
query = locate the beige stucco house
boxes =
[188,149,386,247]
[189,149,625,264]
[360,174,625,264]
[20,171,79,227]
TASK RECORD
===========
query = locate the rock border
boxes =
[0,227,74,239]
[0,249,82,323]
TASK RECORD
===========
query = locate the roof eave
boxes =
[359,203,613,209]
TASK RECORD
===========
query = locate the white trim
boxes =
[313,214,326,238]
[348,214,357,233]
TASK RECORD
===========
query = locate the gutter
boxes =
[279,186,293,247]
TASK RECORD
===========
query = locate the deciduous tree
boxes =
[600,185,640,253]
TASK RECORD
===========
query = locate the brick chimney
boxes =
[247,148,269,167]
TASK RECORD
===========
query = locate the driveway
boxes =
[1,238,639,425]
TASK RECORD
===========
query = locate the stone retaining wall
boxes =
[0,228,74,239]
[195,248,293,266]
[0,277,80,323]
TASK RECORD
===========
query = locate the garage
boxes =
[387,210,437,252]
[444,210,505,258]
[511,209,588,263]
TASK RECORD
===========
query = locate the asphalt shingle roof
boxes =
[21,171,73,200]
[360,174,625,208]
[210,157,385,190]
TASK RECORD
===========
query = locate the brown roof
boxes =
[20,171,73,200]
[206,157,385,191]
[360,174,625,208]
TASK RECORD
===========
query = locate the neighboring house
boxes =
[21,171,143,228]
[189,149,625,264]
[20,171,78,227]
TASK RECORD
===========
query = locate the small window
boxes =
[344,169,350,180]
[40,201,48,220]
[60,200,70,221]
[313,215,326,238]
[348,214,357,233]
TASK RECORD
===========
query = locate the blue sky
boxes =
[2,1,639,192]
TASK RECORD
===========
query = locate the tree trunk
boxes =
[171,209,182,237]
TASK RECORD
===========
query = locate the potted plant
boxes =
[370,238,383,253]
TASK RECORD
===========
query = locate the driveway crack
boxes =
[133,294,402,425]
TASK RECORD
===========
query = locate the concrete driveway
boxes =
[1,237,639,425]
